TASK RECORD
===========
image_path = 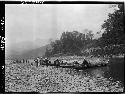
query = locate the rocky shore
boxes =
[5,58,124,92]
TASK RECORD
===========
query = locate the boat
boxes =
[40,58,109,70]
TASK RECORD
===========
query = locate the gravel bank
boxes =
[5,61,124,92]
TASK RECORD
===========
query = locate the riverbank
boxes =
[50,56,109,66]
[5,58,124,92]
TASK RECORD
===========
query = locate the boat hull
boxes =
[41,63,108,70]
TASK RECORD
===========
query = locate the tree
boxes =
[45,30,94,57]
[85,30,94,43]
[101,4,124,45]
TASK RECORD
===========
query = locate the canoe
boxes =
[40,60,108,70]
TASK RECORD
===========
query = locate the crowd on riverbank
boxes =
[6,56,109,70]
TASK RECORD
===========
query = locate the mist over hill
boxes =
[6,44,51,60]
[5,39,52,60]
[18,44,51,59]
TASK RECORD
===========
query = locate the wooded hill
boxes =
[44,4,124,57]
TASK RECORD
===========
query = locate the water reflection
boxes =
[61,64,124,88]
[61,66,110,78]
[86,66,110,79]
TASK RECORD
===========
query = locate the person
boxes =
[72,61,79,67]
[34,58,38,67]
[37,57,40,66]
[54,59,60,66]
[22,59,24,63]
[64,62,67,66]
[48,60,51,65]
[41,58,45,65]
[82,59,89,67]
[39,57,43,66]
[60,60,63,66]
[44,58,49,66]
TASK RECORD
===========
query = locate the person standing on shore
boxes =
[34,58,38,67]
[39,57,43,66]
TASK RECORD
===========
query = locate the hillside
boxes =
[5,44,51,60]
[82,44,125,57]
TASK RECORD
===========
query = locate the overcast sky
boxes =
[5,4,115,48]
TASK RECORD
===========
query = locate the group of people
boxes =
[13,59,29,64]
[12,57,90,68]
[34,57,90,68]
[34,57,50,67]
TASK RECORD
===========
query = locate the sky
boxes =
[5,4,116,49]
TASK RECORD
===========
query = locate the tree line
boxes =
[99,4,124,46]
[45,4,124,57]
[45,30,94,57]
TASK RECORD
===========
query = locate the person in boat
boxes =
[54,59,60,66]
[45,58,51,65]
[60,60,63,66]
[64,62,68,66]
[61,61,66,66]
[48,60,51,65]
[82,59,89,67]
[42,58,47,65]
[73,61,79,67]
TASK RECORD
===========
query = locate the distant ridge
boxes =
[5,44,51,60]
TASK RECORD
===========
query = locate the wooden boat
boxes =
[40,58,109,70]
[72,63,107,70]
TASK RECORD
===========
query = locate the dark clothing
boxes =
[43,58,49,66]
[54,59,60,66]
[73,61,79,66]
[82,59,89,67]
[34,59,38,67]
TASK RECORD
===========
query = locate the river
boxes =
[66,57,124,87]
